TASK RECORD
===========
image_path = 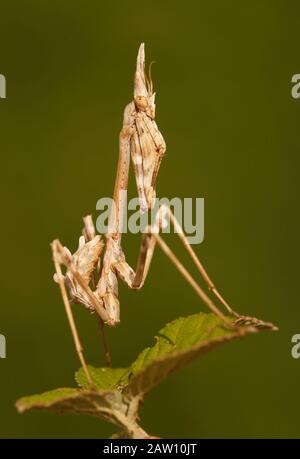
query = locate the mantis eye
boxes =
[134,96,148,110]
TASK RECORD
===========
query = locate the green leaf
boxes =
[75,313,276,397]
[76,366,127,391]
[119,312,270,396]
[16,312,276,439]
[16,387,127,424]
[16,388,79,412]
[16,387,147,438]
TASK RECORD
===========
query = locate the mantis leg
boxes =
[51,240,94,386]
[114,206,232,325]
[132,233,156,289]
[83,216,111,367]
[162,205,238,317]
[110,102,136,242]
[151,211,277,330]
[152,232,230,324]
[97,102,135,322]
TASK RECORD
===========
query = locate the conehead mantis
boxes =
[52,43,274,386]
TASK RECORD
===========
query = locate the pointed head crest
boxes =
[134,43,156,118]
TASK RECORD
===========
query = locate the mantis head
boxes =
[134,43,156,119]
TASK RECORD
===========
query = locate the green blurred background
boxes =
[0,0,299,438]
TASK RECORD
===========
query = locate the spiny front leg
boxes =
[52,235,118,327]
[96,236,135,324]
